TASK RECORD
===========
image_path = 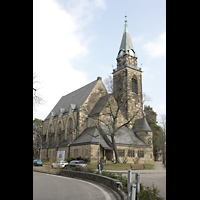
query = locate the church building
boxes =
[34,17,154,164]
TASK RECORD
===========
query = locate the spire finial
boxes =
[124,14,128,33]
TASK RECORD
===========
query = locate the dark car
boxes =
[33,159,43,166]
[66,160,88,168]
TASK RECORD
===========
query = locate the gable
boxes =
[44,79,99,120]
[70,126,112,150]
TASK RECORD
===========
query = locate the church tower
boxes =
[113,16,143,125]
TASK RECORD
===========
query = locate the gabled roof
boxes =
[44,79,99,120]
[88,94,111,117]
[70,126,112,150]
[133,118,152,132]
[71,125,148,148]
[100,125,148,147]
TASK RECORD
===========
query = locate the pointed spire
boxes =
[117,15,136,59]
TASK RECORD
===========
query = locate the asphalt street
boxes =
[33,171,117,200]
[33,162,166,199]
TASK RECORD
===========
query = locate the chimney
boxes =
[97,76,102,80]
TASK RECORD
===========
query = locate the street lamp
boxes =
[56,145,59,161]
[84,116,102,173]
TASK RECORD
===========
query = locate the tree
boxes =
[144,106,163,161]
[33,118,43,157]
[94,75,152,163]
[160,115,166,166]
[33,118,42,135]
[94,95,142,163]
[33,72,44,107]
[103,74,113,94]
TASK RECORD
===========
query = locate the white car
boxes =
[51,160,68,168]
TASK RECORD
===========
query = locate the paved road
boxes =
[122,162,166,199]
[33,172,117,200]
[33,162,166,199]
[139,162,166,199]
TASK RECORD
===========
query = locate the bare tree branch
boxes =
[33,72,44,107]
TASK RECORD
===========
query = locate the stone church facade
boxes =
[34,18,154,164]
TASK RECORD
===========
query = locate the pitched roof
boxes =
[70,126,112,150]
[71,125,148,148]
[100,125,148,147]
[45,79,98,120]
[88,94,111,117]
[133,118,152,132]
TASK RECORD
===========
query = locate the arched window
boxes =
[58,121,62,132]
[49,124,53,133]
[132,76,138,94]
[67,118,73,141]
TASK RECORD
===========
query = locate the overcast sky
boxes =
[33,0,166,123]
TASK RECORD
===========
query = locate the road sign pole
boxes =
[131,183,136,200]
[127,169,132,200]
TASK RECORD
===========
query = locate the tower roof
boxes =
[117,16,136,59]
[133,118,152,132]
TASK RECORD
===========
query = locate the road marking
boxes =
[44,173,111,200]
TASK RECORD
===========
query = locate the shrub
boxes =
[138,183,164,200]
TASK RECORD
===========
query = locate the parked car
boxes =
[52,160,68,168]
[67,160,88,168]
[33,159,43,166]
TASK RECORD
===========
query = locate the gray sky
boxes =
[33,0,166,123]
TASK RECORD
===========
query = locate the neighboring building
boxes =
[34,17,154,164]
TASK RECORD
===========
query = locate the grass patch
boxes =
[43,161,53,165]
[144,164,154,169]
[88,163,154,170]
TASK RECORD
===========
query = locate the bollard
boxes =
[135,172,140,194]
[127,169,132,200]
[131,183,136,200]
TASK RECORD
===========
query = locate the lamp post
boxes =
[84,116,101,173]
[56,145,59,161]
